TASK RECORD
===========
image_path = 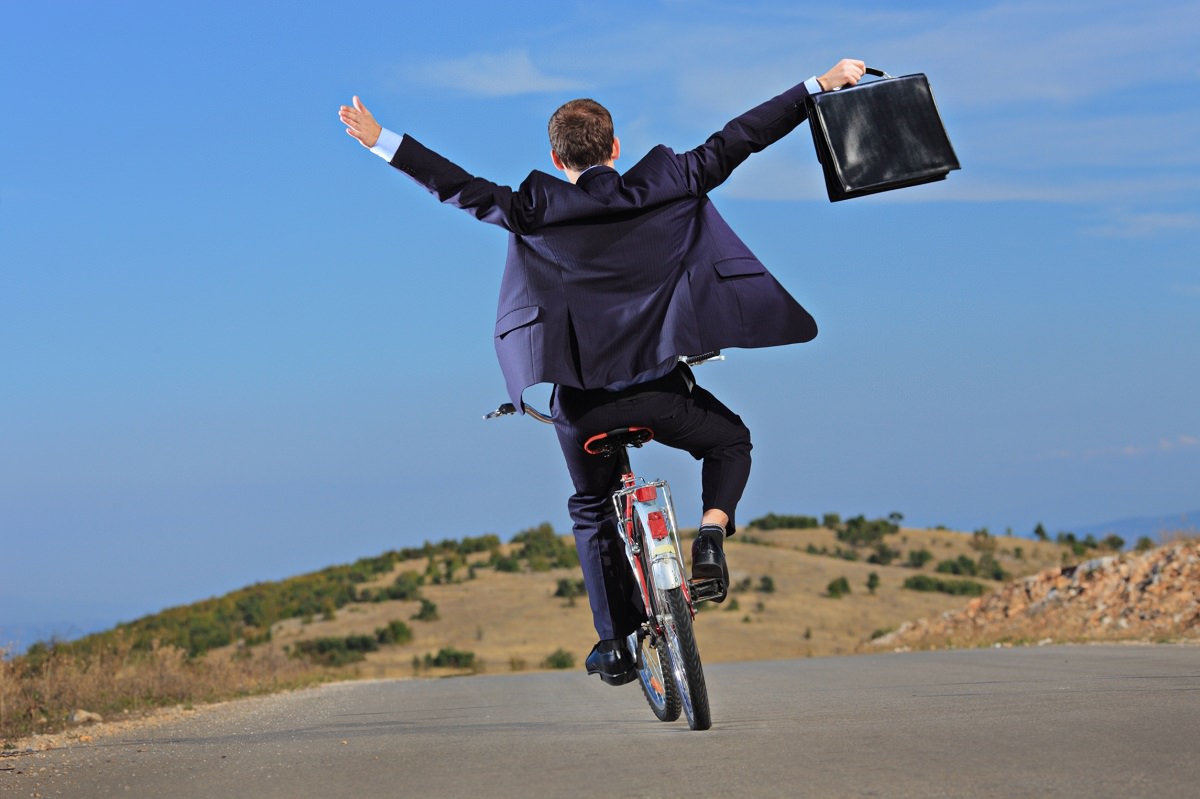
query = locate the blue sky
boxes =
[2,0,1197,644]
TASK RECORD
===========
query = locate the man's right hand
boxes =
[339,96,382,148]
[817,59,867,92]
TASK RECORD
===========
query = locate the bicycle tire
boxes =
[636,629,680,722]
[662,586,712,730]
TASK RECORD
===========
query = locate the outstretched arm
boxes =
[339,96,382,148]
[680,58,867,195]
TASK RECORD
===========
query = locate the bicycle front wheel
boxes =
[661,586,712,730]
[636,629,680,722]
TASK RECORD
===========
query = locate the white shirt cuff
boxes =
[370,127,402,161]
[804,76,823,94]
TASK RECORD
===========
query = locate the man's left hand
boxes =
[339,96,382,148]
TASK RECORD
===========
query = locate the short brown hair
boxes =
[548,98,614,171]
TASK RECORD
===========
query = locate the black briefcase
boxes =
[807,68,960,202]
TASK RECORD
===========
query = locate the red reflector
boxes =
[648,511,669,540]
[634,486,657,503]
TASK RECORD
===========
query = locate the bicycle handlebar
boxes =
[482,401,554,424]
[483,351,725,424]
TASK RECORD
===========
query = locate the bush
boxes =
[748,513,820,530]
[867,544,900,566]
[970,527,997,553]
[978,554,1011,582]
[388,571,424,601]
[542,648,575,669]
[837,515,899,548]
[512,522,579,570]
[375,620,413,645]
[902,574,987,596]
[492,554,522,573]
[826,576,851,598]
[937,555,978,577]
[554,578,586,599]
[411,599,439,622]
[293,635,378,666]
[905,548,934,568]
[424,647,476,670]
[757,575,776,593]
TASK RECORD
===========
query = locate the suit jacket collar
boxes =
[576,165,617,191]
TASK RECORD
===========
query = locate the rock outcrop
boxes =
[874,540,1200,650]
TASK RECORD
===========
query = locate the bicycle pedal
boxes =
[688,577,727,604]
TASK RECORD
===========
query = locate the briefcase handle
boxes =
[833,67,893,90]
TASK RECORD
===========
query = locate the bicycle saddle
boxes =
[584,427,654,456]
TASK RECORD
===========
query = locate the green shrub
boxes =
[902,575,987,596]
[747,513,820,530]
[424,647,476,670]
[978,553,1011,581]
[826,576,851,598]
[389,571,424,601]
[375,620,413,645]
[542,648,575,669]
[554,578,586,598]
[837,515,900,548]
[868,544,900,566]
[411,599,439,622]
[293,635,379,666]
[905,548,934,568]
[512,523,579,569]
[492,554,522,573]
[936,555,978,576]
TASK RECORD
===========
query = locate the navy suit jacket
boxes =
[390,80,819,410]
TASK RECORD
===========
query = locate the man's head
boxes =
[548,98,619,176]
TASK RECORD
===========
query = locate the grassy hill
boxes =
[1,516,1179,745]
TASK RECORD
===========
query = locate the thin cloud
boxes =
[409,49,587,97]
[1034,434,1200,462]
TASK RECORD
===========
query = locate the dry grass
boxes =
[0,637,329,745]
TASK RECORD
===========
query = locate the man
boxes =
[339,58,865,685]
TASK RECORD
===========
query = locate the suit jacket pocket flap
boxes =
[713,257,765,279]
[495,305,541,338]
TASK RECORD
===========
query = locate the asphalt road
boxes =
[4,644,1198,798]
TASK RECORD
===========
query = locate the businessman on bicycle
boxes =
[340,58,865,685]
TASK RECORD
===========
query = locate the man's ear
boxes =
[610,137,621,163]
[550,150,567,172]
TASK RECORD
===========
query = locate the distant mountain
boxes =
[1068,510,1199,546]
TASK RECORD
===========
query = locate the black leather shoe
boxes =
[691,527,729,602]
[585,639,637,686]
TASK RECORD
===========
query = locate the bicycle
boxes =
[485,353,727,731]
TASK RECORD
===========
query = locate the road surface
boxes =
[4,644,1198,798]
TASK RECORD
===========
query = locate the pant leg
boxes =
[647,379,752,535]
[553,400,646,641]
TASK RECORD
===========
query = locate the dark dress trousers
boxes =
[388,80,821,639]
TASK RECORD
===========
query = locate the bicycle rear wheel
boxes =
[662,586,711,730]
[635,629,680,722]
